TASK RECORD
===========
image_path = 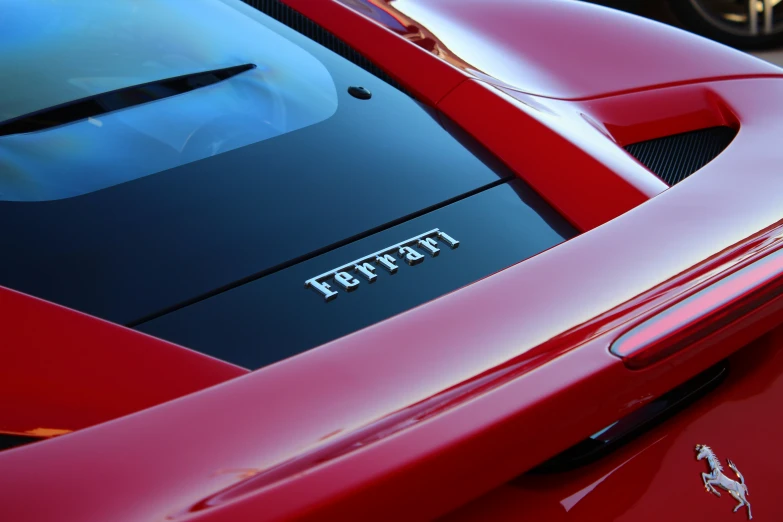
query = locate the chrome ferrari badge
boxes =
[305,229,459,301]
[696,444,752,519]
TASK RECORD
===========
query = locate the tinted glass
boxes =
[0,0,337,201]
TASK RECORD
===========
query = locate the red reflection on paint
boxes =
[611,247,783,368]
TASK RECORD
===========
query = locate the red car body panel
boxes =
[334,0,782,99]
[444,325,783,521]
[0,288,246,436]
[2,1,783,521]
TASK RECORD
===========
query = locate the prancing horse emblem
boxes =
[696,444,751,519]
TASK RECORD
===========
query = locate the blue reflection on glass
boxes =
[0,0,337,201]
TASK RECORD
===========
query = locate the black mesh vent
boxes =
[241,0,408,93]
[625,126,737,186]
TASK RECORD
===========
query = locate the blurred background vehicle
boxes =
[593,0,783,49]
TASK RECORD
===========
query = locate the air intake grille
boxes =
[241,0,407,93]
[625,126,736,186]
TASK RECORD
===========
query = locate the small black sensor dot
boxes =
[348,86,372,100]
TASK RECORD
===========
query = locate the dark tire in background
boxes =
[668,0,783,49]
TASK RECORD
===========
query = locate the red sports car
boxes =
[1,0,782,520]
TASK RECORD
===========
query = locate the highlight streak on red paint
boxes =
[611,246,783,368]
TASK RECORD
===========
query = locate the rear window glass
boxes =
[0,0,337,201]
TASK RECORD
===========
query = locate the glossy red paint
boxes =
[612,230,783,368]
[3,2,783,522]
[437,80,664,230]
[444,324,783,521]
[281,0,782,107]
[577,83,742,148]
[0,287,246,436]
[333,0,783,99]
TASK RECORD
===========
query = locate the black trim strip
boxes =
[625,126,736,186]
[0,434,40,452]
[0,64,256,137]
[530,363,728,473]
